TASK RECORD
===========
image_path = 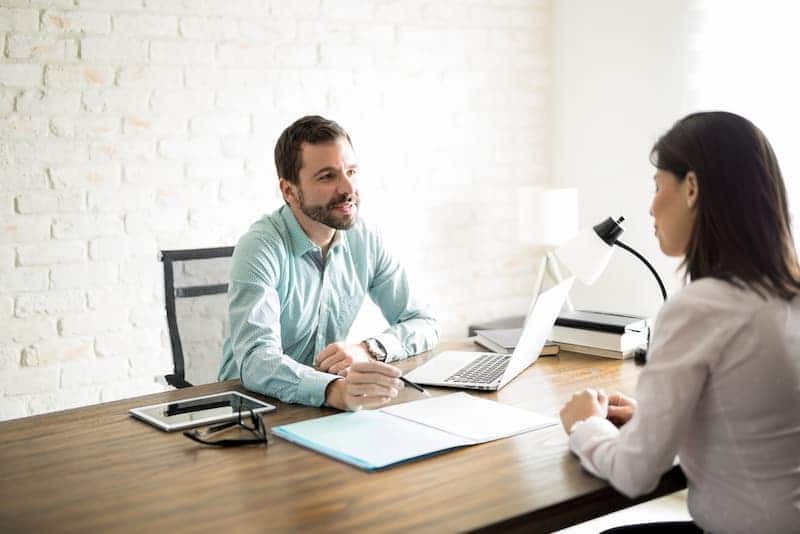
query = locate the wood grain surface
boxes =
[0,341,684,533]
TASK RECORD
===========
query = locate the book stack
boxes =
[473,311,649,360]
[474,329,560,356]
[549,310,650,359]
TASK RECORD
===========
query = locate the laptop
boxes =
[405,277,574,391]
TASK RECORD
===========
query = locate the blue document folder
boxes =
[272,410,469,470]
[271,393,557,471]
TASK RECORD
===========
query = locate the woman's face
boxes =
[649,170,697,257]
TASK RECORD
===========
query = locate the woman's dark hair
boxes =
[651,111,800,300]
[274,115,352,185]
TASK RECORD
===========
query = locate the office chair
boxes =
[159,246,235,388]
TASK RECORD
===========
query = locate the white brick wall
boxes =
[0,0,552,420]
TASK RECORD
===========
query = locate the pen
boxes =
[400,376,430,397]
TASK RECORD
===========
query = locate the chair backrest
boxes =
[159,246,235,388]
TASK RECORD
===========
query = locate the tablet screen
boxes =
[130,391,276,431]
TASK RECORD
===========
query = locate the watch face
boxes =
[367,339,387,361]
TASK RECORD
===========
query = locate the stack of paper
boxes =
[271,393,557,471]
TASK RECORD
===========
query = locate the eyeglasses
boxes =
[183,405,268,447]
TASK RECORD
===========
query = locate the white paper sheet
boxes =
[381,392,557,442]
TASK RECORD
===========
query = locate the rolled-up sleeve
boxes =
[368,235,440,363]
[227,279,338,406]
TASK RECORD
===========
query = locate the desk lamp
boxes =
[518,188,667,362]
[555,216,667,299]
[517,187,579,310]
[555,216,668,363]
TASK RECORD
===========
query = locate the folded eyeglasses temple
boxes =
[205,420,240,434]
[189,409,264,438]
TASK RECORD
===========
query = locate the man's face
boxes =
[293,138,360,230]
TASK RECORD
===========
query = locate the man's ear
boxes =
[685,171,699,209]
[279,178,298,206]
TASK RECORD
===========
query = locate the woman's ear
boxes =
[685,171,699,209]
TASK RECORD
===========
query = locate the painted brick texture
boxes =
[0,0,551,420]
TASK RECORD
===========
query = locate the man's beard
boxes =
[297,190,360,230]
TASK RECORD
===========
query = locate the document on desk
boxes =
[381,392,555,442]
[271,393,557,471]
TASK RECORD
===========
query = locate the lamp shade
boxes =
[517,187,579,246]
[554,225,614,285]
[517,187,578,246]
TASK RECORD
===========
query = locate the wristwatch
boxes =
[363,338,388,362]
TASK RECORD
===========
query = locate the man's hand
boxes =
[324,361,405,411]
[606,391,638,427]
[559,388,609,434]
[314,342,371,375]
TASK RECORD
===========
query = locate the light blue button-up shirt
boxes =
[219,205,440,406]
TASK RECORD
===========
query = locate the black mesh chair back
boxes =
[159,247,234,388]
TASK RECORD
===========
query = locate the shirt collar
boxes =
[280,205,345,258]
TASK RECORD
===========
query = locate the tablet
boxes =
[129,391,276,432]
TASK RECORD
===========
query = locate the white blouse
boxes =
[569,278,800,534]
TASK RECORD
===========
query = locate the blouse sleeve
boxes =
[568,286,738,497]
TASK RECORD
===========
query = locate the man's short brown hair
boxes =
[274,115,352,185]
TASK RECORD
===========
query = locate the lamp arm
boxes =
[614,240,668,302]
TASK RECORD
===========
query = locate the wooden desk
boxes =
[0,342,685,533]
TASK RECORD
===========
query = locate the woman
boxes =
[559,111,800,533]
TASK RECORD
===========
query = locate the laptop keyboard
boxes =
[445,354,510,384]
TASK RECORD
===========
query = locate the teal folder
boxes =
[271,393,557,471]
[272,410,470,470]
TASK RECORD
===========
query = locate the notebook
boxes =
[405,277,574,391]
[271,393,557,471]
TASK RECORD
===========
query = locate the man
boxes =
[219,115,440,411]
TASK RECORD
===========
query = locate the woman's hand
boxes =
[606,391,638,427]
[560,388,609,434]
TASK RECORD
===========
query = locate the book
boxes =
[547,310,651,354]
[548,324,648,352]
[474,328,560,356]
[271,392,557,471]
[555,310,649,335]
[556,342,637,360]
